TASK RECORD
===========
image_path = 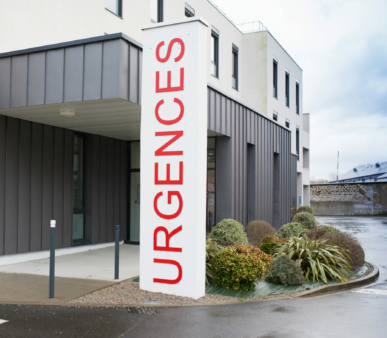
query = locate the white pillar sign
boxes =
[140,18,208,299]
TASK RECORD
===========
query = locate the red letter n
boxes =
[155,131,183,156]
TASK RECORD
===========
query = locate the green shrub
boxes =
[212,245,271,291]
[277,222,306,239]
[306,227,328,240]
[265,256,304,286]
[322,232,365,269]
[246,220,276,246]
[276,236,351,283]
[259,235,287,255]
[208,219,248,245]
[298,205,314,215]
[321,225,342,234]
[206,239,222,285]
[292,212,318,230]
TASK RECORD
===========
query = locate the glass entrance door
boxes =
[73,134,85,244]
[128,142,140,242]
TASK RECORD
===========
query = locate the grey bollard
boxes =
[115,224,120,280]
[49,220,56,299]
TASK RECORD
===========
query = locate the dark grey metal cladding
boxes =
[0,36,142,109]
[291,154,298,210]
[0,116,128,256]
[209,86,294,228]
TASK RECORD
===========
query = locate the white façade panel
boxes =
[140,18,208,299]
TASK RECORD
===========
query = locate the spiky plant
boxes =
[275,236,352,283]
[205,238,222,285]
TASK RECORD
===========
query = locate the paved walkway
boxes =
[0,244,139,281]
[0,244,139,305]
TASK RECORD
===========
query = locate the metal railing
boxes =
[236,21,268,34]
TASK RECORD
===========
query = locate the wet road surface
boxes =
[0,216,386,338]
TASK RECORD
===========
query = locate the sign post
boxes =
[140,18,208,299]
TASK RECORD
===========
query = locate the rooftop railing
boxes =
[236,21,268,33]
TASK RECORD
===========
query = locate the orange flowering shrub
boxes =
[212,245,272,291]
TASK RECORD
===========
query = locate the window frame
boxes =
[273,111,278,121]
[105,0,123,18]
[296,128,300,161]
[296,82,300,115]
[151,0,163,23]
[211,29,219,78]
[185,3,195,17]
[273,59,278,98]
[232,44,239,90]
[285,71,290,107]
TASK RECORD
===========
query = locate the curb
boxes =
[290,262,379,299]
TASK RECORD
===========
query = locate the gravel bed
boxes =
[68,278,239,306]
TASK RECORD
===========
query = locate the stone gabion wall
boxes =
[310,183,387,215]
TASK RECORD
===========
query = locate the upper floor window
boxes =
[285,71,290,107]
[296,82,300,115]
[232,44,239,90]
[151,0,163,23]
[273,60,278,98]
[285,120,290,128]
[106,0,122,17]
[273,111,278,121]
[296,128,300,161]
[211,28,219,78]
[185,3,195,17]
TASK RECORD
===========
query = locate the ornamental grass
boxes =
[275,236,352,283]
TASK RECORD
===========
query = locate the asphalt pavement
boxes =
[0,216,386,338]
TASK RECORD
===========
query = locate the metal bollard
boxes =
[209,211,213,233]
[114,224,120,280]
[49,220,56,299]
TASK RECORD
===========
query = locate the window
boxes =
[296,128,300,161]
[285,71,290,107]
[273,111,278,121]
[207,138,216,231]
[105,0,122,17]
[73,134,85,243]
[185,3,195,17]
[211,29,219,78]
[151,0,163,23]
[296,82,300,115]
[232,44,238,90]
[273,60,278,98]
[285,120,290,128]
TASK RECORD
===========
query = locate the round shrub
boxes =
[208,219,248,245]
[321,225,342,234]
[322,232,365,269]
[259,235,287,255]
[298,206,314,215]
[306,227,328,240]
[246,220,276,246]
[206,238,222,285]
[292,212,318,230]
[265,256,304,286]
[277,222,306,239]
[212,245,271,291]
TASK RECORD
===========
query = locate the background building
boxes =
[0,0,309,256]
[334,161,387,183]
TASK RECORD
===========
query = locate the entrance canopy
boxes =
[0,33,142,140]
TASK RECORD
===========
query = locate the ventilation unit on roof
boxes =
[353,168,358,172]
[376,163,381,168]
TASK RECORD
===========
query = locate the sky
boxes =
[211,0,387,179]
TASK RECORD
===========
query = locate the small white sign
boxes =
[0,319,9,325]
[140,18,208,299]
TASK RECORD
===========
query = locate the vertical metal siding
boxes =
[0,116,128,256]
[0,38,142,109]
[208,87,293,227]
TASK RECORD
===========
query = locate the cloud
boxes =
[213,0,387,178]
